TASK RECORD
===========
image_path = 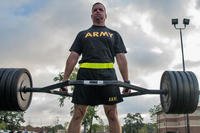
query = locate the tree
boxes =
[145,123,157,133]
[91,123,105,133]
[63,121,69,130]
[123,113,144,133]
[0,121,6,130]
[44,124,65,133]
[53,67,78,107]
[82,106,103,133]
[149,104,162,123]
[53,124,65,132]
[139,123,157,133]
[0,111,25,130]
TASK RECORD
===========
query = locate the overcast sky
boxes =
[1,0,200,127]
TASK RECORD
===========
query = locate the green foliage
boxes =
[44,124,65,133]
[0,111,25,130]
[139,123,157,133]
[149,104,162,122]
[145,123,157,133]
[63,121,69,130]
[0,121,6,130]
[54,67,78,107]
[82,106,103,133]
[123,113,144,133]
[91,123,105,133]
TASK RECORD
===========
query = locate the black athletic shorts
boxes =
[72,68,123,106]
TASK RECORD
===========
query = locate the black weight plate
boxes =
[5,69,18,110]
[160,71,178,113]
[173,71,185,113]
[0,68,17,110]
[169,71,178,113]
[160,71,170,113]
[178,71,190,113]
[0,69,11,110]
[3,69,14,110]
[184,71,194,113]
[0,68,6,109]
[10,68,32,111]
[168,71,178,113]
[187,71,199,113]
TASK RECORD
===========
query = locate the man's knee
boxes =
[106,110,118,121]
[104,105,118,121]
[72,105,87,121]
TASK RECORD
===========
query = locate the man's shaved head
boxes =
[92,2,106,12]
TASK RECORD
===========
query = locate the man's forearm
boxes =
[63,52,79,81]
[116,53,129,81]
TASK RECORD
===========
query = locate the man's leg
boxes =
[104,104,122,133]
[68,104,88,133]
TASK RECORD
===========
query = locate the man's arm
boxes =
[63,51,80,81]
[116,53,129,82]
[116,53,131,94]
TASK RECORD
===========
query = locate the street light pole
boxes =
[172,18,190,133]
[179,28,186,71]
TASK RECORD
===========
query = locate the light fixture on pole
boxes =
[171,18,190,71]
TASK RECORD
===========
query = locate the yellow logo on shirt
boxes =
[85,31,113,38]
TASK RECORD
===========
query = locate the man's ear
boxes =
[105,13,107,19]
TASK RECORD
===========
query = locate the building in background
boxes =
[157,106,200,133]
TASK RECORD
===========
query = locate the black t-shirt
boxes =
[70,25,127,63]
